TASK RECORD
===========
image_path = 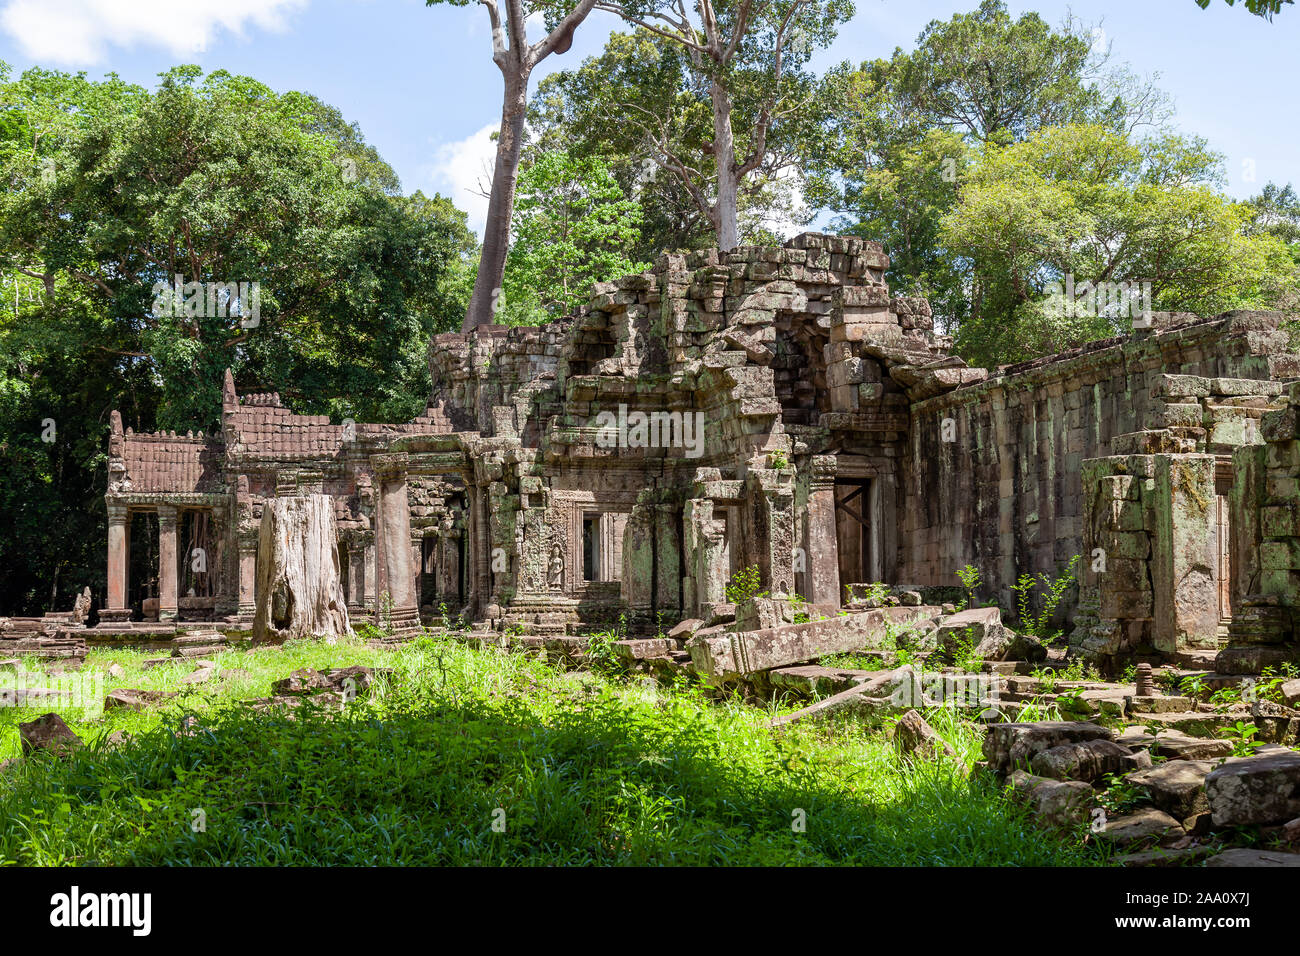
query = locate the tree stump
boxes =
[252,495,352,644]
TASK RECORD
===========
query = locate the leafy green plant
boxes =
[787,593,811,625]
[1010,557,1081,638]
[1097,772,1146,815]
[726,565,768,605]
[1008,555,1081,643]
[1224,721,1263,757]
[954,564,980,611]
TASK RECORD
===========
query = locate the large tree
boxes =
[939,124,1297,366]
[426,0,601,331]
[525,27,814,260]
[809,0,1172,332]
[589,0,850,251]
[501,150,649,322]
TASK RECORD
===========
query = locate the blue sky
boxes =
[0,0,1293,236]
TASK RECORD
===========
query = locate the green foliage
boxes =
[1223,720,1263,757]
[1008,555,1081,643]
[1097,772,1146,815]
[808,0,1170,332]
[0,638,1102,866]
[501,151,650,323]
[725,565,768,605]
[954,563,981,610]
[941,124,1297,366]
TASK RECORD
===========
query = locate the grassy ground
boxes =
[0,634,1106,865]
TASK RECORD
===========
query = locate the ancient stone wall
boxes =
[903,314,1295,625]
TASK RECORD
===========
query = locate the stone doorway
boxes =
[835,478,879,595]
[1214,460,1234,630]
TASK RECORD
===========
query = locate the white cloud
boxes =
[0,0,308,66]
[427,123,499,238]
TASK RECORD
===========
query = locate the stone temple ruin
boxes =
[10,232,1296,689]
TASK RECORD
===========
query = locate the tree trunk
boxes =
[463,78,529,332]
[253,495,352,644]
[710,78,740,251]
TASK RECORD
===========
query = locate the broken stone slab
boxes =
[0,686,71,706]
[319,665,391,694]
[247,691,344,713]
[937,606,1003,653]
[1149,733,1233,761]
[19,712,82,756]
[0,658,20,671]
[767,671,909,728]
[1116,845,1217,868]
[769,664,875,698]
[1205,751,1300,826]
[613,638,676,663]
[983,721,1114,774]
[1205,848,1300,867]
[104,688,179,711]
[141,657,175,670]
[690,606,938,679]
[1007,770,1094,829]
[106,663,126,678]
[181,666,217,685]
[1130,711,1238,737]
[894,709,957,761]
[1282,678,1300,708]
[666,618,703,643]
[1127,761,1213,820]
[1029,739,1145,782]
[271,668,334,696]
[1094,809,1184,849]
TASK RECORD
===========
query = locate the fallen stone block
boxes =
[271,668,334,696]
[1206,848,1300,867]
[690,606,937,679]
[1206,752,1300,826]
[894,709,957,761]
[1095,808,1184,848]
[1150,732,1233,761]
[1127,760,1213,820]
[1281,678,1300,708]
[1029,739,1141,782]
[983,721,1113,774]
[104,688,179,711]
[19,712,82,756]
[1131,711,1238,737]
[666,618,703,643]
[613,638,675,663]
[768,664,870,699]
[1116,845,1216,868]
[1007,770,1094,829]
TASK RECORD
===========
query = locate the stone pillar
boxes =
[237,532,258,620]
[806,456,841,606]
[621,503,655,609]
[685,498,728,618]
[1152,454,1220,653]
[157,505,179,621]
[654,503,682,613]
[747,466,796,596]
[105,502,130,619]
[374,454,418,629]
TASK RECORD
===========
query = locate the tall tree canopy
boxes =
[501,150,649,323]
[0,64,475,614]
[426,0,601,331]
[526,27,815,261]
[940,124,1297,366]
[808,0,1173,337]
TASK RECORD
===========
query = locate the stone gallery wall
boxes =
[902,314,1296,619]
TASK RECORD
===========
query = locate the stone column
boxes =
[157,505,179,621]
[105,502,130,618]
[806,456,841,606]
[237,531,258,620]
[654,503,682,613]
[373,454,418,629]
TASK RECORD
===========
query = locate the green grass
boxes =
[0,635,1105,866]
